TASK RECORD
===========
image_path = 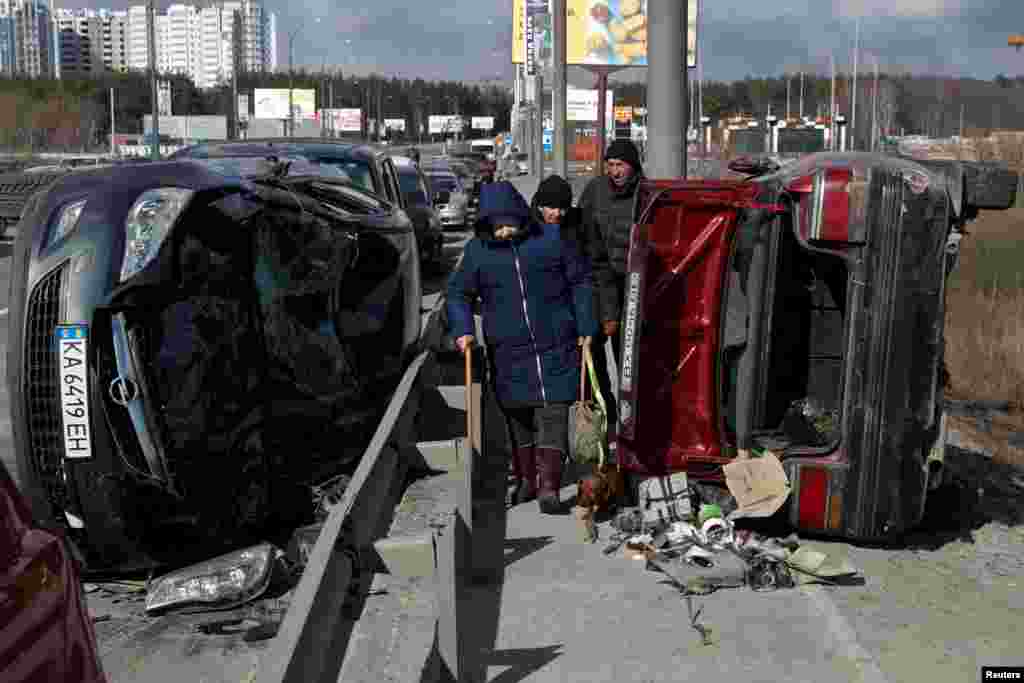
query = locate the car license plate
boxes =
[56,324,92,460]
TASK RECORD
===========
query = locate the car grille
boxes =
[23,261,73,522]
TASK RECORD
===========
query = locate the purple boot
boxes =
[513,447,537,505]
[536,447,565,515]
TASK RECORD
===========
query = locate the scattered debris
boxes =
[722,451,792,520]
[685,596,714,647]
[92,615,112,623]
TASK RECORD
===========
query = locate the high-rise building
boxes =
[267,11,275,71]
[0,0,56,77]
[57,1,275,87]
[54,8,128,76]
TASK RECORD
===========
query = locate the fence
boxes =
[256,277,502,683]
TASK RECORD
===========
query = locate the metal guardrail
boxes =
[258,276,494,683]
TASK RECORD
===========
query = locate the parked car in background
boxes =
[451,151,496,184]
[392,155,444,268]
[0,458,106,683]
[423,170,469,230]
[6,155,422,573]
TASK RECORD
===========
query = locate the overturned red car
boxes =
[615,152,1017,541]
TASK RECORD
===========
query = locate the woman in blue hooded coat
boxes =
[447,180,598,514]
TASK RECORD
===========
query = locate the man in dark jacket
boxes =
[577,139,644,432]
[447,181,598,514]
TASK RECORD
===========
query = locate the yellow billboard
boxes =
[512,0,698,68]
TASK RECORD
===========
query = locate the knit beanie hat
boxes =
[533,174,573,210]
[604,139,642,170]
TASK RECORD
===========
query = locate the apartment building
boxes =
[0,0,56,77]
[55,8,128,75]
[57,1,275,88]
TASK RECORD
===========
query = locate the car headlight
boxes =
[121,187,194,282]
[145,543,278,614]
[48,199,87,248]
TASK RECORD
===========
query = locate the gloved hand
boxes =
[456,335,475,354]
[603,320,619,337]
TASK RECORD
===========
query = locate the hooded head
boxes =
[531,174,573,225]
[476,181,533,241]
[604,139,643,193]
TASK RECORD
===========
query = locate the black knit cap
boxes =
[533,174,573,210]
[604,139,642,170]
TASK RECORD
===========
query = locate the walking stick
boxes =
[464,343,473,448]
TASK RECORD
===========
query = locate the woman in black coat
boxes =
[447,180,598,513]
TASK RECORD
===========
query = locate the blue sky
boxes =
[57,1,1024,83]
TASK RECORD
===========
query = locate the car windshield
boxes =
[514,153,528,161]
[310,157,376,193]
[177,147,378,193]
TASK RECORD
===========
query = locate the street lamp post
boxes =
[288,27,301,137]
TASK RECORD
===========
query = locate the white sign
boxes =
[472,116,495,130]
[321,108,362,132]
[428,115,464,135]
[254,89,289,119]
[567,88,615,131]
[384,118,407,131]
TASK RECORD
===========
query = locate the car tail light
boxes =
[795,464,845,532]
[786,167,868,245]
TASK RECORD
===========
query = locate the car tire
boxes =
[0,172,66,241]
[962,161,1019,211]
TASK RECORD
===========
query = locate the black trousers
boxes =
[503,403,570,453]
[588,329,621,436]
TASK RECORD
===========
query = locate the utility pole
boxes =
[287,26,302,138]
[551,0,567,178]
[231,41,239,140]
[872,55,879,151]
[646,0,686,178]
[147,0,159,161]
[799,69,804,121]
[109,87,116,157]
[786,73,791,122]
[534,74,544,176]
[830,53,836,150]
[851,16,860,150]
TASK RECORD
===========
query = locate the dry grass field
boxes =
[945,206,1024,466]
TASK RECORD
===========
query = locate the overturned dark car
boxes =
[6,157,422,573]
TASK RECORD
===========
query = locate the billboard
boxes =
[428,115,465,135]
[144,115,228,141]
[384,118,407,131]
[471,116,495,130]
[513,0,698,69]
[321,108,362,132]
[254,89,316,120]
